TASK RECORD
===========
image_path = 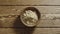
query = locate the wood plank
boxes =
[0,0,60,5]
[0,6,60,15]
[0,28,60,34]
[0,14,60,27]
[37,14,60,27]
[37,19,60,27]
[0,6,60,27]
[0,28,15,34]
[33,28,60,34]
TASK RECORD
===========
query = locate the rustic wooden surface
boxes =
[0,0,60,34]
[0,28,60,34]
[0,0,60,5]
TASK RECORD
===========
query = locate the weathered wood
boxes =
[0,6,60,15]
[33,28,60,34]
[0,0,60,34]
[0,14,60,27]
[0,28,60,34]
[0,6,60,27]
[0,0,60,5]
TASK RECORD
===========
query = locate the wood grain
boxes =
[0,6,60,27]
[0,0,60,5]
[0,6,60,15]
[0,28,60,34]
[0,14,60,27]
[0,0,60,34]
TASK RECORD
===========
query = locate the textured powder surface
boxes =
[21,10,38,26]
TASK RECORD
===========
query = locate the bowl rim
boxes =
[20,7,41,27]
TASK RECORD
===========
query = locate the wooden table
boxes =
[0,0,60,34]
